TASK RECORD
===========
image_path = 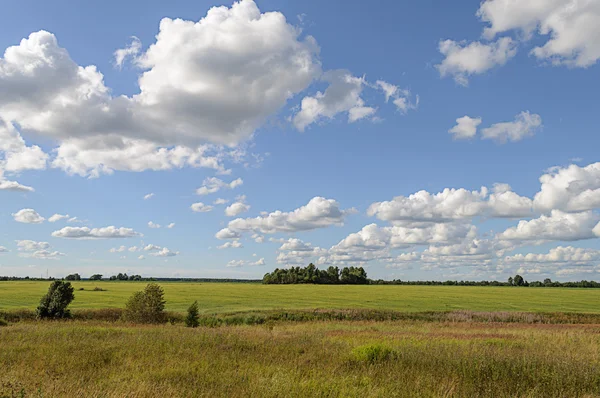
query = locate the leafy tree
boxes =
[513,274,525,286]
[36,281,75,319]
[65,273,81,281]
[122,283,166,323]
[185,300,200,328]
[508,277,514,286]
[90,274,103,281]
[544,278,552,286]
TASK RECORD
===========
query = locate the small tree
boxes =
[185,300,200,328]
[90,274,103,281]
[36,281,75,319]
[514,274,525,287]
[65,273,81,281]
[122,283,166,323]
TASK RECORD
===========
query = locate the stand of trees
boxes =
[262,264,368,284]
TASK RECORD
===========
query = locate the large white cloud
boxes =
[503,246,600,265]
[436,37,517,86]
[481,111,542,143]
[12,208,45,224]
[498,210,600,242]
[51,226,141,239]
[226,196,355,234]
[449,116,482,140]
[478,0,600,67]
[16,240,50,251]
[225,201,251,217]
[534,162,600,213]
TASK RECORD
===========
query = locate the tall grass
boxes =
[2,320,600,397]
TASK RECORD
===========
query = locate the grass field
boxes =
[2,281,600,313]
[3,320,600,397]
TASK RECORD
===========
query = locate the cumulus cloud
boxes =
[151,247,179,257]
[481,111,542,143]
[114,36,141,68]
[449,116,482,140]
[498,210,600,242]
[148,221,161,229]
[225,197,355,235]
[436,37,517,86]
[0,178,34,192]
[25,250,65,259]
[0,246,7,253]
[0,118,48,174]
[52,226,141,239]
[227,258,266,267]
[478,0,600,67]
[48,214,69,223]
[144,244,162,251]
[16,240,50,251]
[196,177,243,196]
[217,240,243,249]
[190,202,214,213]
[251,233,265,243]
[503,246,600,265]
[225,195,250,217]
[12,208,45,224]
[215,227,241,240]
[375,80,419,113]
[110,245,127,253]
[534,162,600,213]
[214,198,229,205]
[167,223,175,229]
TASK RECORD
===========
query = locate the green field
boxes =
[1,281,600,313]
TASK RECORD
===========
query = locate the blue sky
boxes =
[1,0,600,280]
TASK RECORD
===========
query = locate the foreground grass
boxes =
[2,319,600,397]
[2,281,600,313]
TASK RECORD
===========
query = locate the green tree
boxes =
[513,274,525,286]
[508,277,514,286]
[89,274,103,281]
[36,281,75,319]
[122,283,166,323]
[185,301,200,328]
[65,273,81,281]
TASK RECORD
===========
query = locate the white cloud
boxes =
[12,208,45,224]
[217,240,243,249]
[225,196,250,217]
[478,0,600,67]
[0,246,7,253]
[52,226,141,239]
[190,202,214,213]
[0,178,34,192]
[16,240,50,251]
[167,223,175,229]
[227,258,266,267]
[215,227,241,240]
[251,233,265,243]
[449,116,482,140]
[114,36,141,68]
[110,245,127,253]
[128,246,140,252]
[48,214,69,223]
[534,162,600,213]
[503,246,600,265]
[143,193,155,200]
[28,250,65,259]
[196,177,243,196]
[375,80,418,113]
[214,198,229,205]
[226,196,355,234]
[481,111,542,143]
[498,210,600,242]
[138,255,145,260]
[151,247,179,257]
[143,244,161,251]
[437,37,517,86]
[148,221,161,229]
[293,70,374,131]
[0,118,48,174]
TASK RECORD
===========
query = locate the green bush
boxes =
[122,283,166,324]
[185,301,200,328]
[351,344,394,364]
[35,281,75,319]
[0,318,8,327]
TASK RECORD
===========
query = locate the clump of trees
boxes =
[122,283,166,323]
[36,280,75,319]
[65,273,81,281]
[109,273,143,281]
[262,264,368,284]
[89,274,103,281]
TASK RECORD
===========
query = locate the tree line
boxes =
[262,264,368,284]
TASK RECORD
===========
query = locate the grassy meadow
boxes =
[2,281,600,313]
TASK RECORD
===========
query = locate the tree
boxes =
[90,274,103,281]
[36,281,75,319]
[185,301,200,328]
[544,278,552,286]
[513,274,525,287]
[122,283,166,323]
[65,273,81,281]
[508,277,514,286]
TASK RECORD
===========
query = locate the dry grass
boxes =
[2,319,600,397]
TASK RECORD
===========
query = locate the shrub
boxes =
[122,283,166,324]
[0,318,8,327]
[185,301,200,328]
[35,281,75,319]
[93,287,105,291]
[351,344,394,364]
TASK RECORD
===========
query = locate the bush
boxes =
[36,281,75,319]
[93,287,105,291]
[0,318,8,327]
[122,283,166,324]
[351,344,394,364]
[185,301,200,328]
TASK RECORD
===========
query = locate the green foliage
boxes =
[263,264,367,284]
[0,318,8,327]
[122,283,166,323]
[89,274,103,281]
[514,274,525,286]
[35,281,75,319]
[351,343,394,364]
[65,273,81,281]
[185,301,200,328]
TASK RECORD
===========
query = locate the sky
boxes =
[1,0,600,281]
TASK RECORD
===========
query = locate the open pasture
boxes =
[1,281,600,313]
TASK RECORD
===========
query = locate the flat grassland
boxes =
[2,320,600,397]
[2,281,600,313]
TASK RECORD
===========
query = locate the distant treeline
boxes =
[0,275,260,283]
[262,264,368,284]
